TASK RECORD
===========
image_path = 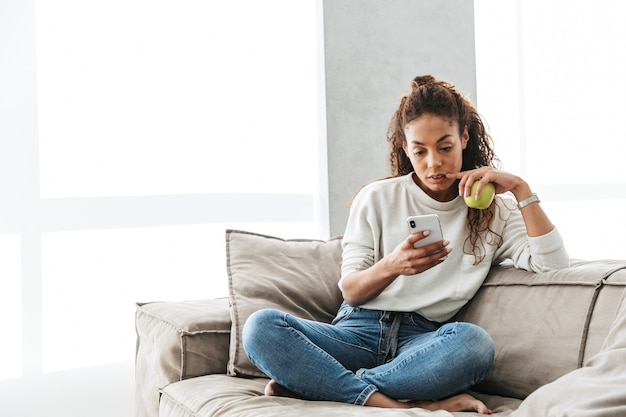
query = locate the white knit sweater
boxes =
[340,173,570,322]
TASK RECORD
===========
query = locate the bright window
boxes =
[32,0,322,374]
[41,222,317,372]
[0,235,22,380]
[1,0,323,414]
[474,0,626,260]
[36,0,319,198]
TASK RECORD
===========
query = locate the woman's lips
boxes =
[428,174,447,184]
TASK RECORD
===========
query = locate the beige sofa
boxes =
[135,229,626,417]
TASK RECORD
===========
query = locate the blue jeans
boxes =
[242,301,495,406]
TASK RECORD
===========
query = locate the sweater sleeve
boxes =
[338,186,381,290]
[494,198,570,272]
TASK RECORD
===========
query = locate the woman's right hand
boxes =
[340,232,452,306]
[388,231,452,276]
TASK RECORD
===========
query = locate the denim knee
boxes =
[455,322,495,375]
[242,308,284,352]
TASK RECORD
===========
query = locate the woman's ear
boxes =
[461,126,469,149]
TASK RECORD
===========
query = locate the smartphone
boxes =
[407,214,444,249]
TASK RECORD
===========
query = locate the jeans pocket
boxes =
[331,302,355,325]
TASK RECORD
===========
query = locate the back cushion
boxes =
[456,260,626,399]
[226,229,344,377]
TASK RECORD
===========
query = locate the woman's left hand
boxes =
[446,167,556,238]
[446,167,531,202]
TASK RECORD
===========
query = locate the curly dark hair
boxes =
[387,75,502,263]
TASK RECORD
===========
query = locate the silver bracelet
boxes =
[517,193,541,210]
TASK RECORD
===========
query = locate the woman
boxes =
[242,75,569,414]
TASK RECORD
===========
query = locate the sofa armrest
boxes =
[135,298,231,417]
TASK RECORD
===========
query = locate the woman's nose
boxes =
[427,154,442,167]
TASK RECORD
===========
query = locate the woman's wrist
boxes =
[510,180,533,203]
[517,193,541,210]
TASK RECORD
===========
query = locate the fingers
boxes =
[422,240,452,261]
[447,168,494,198]
[402,238,452,275]
[416,244,451,272]
[406,230,432,247]
[406,232,451,255]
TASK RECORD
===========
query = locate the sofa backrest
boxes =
[456,259,626,399]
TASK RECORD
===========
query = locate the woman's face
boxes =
[403,114,469,202]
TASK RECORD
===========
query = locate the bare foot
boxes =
[264,379,299,399]
[413,393,492,414]
[265,381,491,414]
[365,392,491,414]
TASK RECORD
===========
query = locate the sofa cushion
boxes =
[512,286,626,417]
[226,229,344,377]
[159,374,523,417]
[456,260,626,400]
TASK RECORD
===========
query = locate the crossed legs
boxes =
[242,308,494,414]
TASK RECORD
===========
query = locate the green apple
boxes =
[464,180,495,209]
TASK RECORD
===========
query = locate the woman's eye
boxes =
[413,150,425,156]
[440,146,452,152]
